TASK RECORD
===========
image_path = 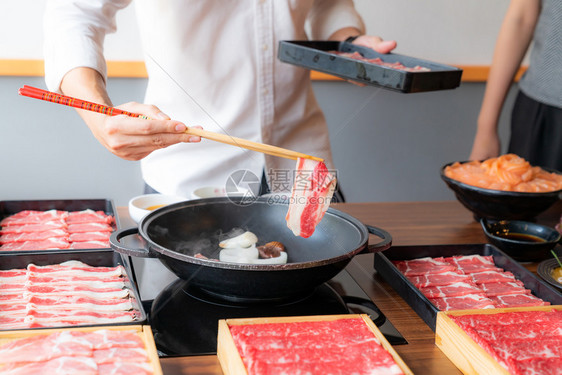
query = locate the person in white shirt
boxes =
[44,0,396,198]
[44,0,396,298]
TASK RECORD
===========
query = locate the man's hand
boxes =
[352,35,397,54]
[60,67,201,160]
[93,102,201,160]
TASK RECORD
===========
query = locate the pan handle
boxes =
[109,227,157,258]
[363,225,392,254]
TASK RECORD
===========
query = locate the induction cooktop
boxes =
[143,269,407,356]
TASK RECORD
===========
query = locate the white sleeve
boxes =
[43,0,132,92]
[307,0,366,40]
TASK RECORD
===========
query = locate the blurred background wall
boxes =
[1,0,516,206]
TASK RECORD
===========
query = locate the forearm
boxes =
[477,0,540,132]
[60,67,114,147]
[61,67,111,106]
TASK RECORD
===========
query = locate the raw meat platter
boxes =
[217,314,412,375]
[0,250,146,331]
[374,244,562,331]
[0,324,163,374]
[278,40,463,93]
[0,199,118,254]
[435,306,562,375]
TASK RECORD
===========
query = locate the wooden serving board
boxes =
[218,314,412,375]
[0,324,162,375]
[435,305,562,375]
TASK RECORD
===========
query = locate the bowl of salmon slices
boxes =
[441,154,562,220]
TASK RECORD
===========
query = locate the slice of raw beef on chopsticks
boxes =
[285,158,337,238]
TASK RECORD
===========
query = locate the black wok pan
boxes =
[110,197,391,302]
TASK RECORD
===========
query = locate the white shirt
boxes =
[44,0,365,197]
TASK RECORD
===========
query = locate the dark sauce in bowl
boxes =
[494,232,546,243]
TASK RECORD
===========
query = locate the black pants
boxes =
[509,90,562,171]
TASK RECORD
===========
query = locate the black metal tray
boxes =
[0,249,146,330]
[278,41,463,93]
[374,244,562,331]
[0,199,119,254]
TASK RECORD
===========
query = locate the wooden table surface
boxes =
[118,200,561,375]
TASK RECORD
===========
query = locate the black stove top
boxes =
[144,269,406,357]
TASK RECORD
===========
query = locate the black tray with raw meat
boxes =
[374,244,562,331]
[0,199,118,254]
[278,40,463,93]
[0,249,146,330]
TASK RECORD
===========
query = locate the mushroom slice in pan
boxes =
[219,231,258,249]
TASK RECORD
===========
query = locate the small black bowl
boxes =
[441,162,562,220]
[537,258,562,290]
[481,219,561,262]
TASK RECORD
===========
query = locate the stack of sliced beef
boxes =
[0,260,138,329]
[0,329,154,375]
[229,317,404,375]
[393,255,549,311]
[452,310,562,374]
[0,209,114,251]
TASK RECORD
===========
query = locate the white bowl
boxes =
[128,194,186,223]
[191,186,249,200]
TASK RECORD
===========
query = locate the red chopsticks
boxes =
[18,85,324,162]
[18,85,149,119]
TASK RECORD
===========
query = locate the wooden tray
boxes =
[435,305,562,375]
[0,325,162,375]
[218,314,412,375]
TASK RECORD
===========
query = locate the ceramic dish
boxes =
[128,194,186,223]
[537,258,562,290]
[440,162,562,221]
[481,219,561,262]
